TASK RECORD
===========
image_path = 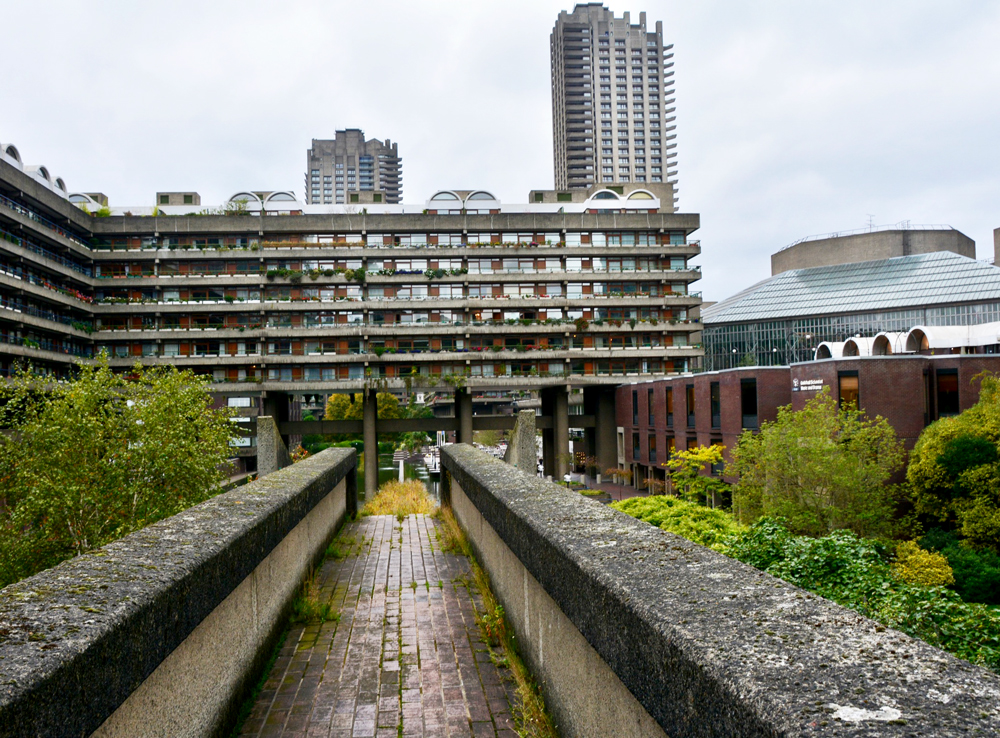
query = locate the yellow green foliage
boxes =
[663,444,727,506]
[729,388,904,538]
[361,479,436,518]
[892,541,955,587]
[610,496,744,551]
[324,392,401,421]
[907,372,1000,553]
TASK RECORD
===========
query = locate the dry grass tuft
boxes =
[361,479,436,519]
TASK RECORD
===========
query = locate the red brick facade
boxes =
[616,355,1000,482]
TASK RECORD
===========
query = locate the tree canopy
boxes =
[728,388,904,537]
[0,357,235,586]
[907,372,1000,554]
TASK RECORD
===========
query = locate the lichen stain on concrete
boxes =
[827,704,902,722]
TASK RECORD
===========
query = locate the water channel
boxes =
[356,452,440,503]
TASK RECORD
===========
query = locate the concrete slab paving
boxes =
[239,514,520,738]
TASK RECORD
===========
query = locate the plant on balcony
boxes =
[629,318,637,329]
[573,317,589,332]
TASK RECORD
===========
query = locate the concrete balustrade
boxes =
[441,443,1000,737]
[0,447,357,738]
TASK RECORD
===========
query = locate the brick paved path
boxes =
[239,514,519,738]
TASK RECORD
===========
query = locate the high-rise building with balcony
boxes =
[551,4,678,209]
[305,131,402,205]
[0,139,703,475]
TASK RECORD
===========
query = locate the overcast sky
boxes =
[3,1,999,300]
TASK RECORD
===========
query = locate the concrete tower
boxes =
[551,4,677,207]
[305,130,402,205]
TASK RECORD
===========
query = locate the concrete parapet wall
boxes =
[441,443,1000,737]
[0,447,357,738]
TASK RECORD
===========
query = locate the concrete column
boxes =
[363,389,378,499]
[456,389,474,444]
[256,415,291,477]
[553,386,570,480]
[503,409,537,475]
[541,386,570,480]
[585,386,619,479]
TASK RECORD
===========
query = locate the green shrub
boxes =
[907,373,1000,551]
[611,496,744,552]
[725,519,1000,672]
[920,529,1000,605]
[728,522,892,608]
[0,356,234,587]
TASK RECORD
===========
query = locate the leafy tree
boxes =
[325,393,363,422]
[664,444,727,507]
[324,392,401,421]
[907,373,1000,553]
[728,388,904,537]
[0,356,234,587]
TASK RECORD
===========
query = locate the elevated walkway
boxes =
[240,515,517,737]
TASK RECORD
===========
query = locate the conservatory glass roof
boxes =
[703,252,1000,324]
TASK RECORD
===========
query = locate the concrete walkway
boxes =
[239,514,519,738]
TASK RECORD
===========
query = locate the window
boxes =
[741,378,758,429]
[350,194,359,203]
[648,434,657,464]
[937,369,959,417]
[632,389,639,425]
[838,371,860,409]
[632,432,641,460]
[159,195,169,205]
[183,194,193,205]
[665,387,673,428]
[648,387,655,425]
[686,384,695,427]
[710,382,720,429]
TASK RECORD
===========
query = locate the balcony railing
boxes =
[0,193,91,249]
[0,227,92,276]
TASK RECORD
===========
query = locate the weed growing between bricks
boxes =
[228,624,288,738]
[436,506,559,738]
[230,522,355,737]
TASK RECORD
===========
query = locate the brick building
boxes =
[616,352,1000,488]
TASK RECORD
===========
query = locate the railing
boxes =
[441,444,1000,737]
[0,192,91,249]
[0,227,92,276]
[0,295,92,330]
[0,263,94,304]
[779,222,955,251]
[0,331,92,358]
[0,448,357,737]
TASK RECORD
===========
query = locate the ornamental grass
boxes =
[361,479,436,519]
